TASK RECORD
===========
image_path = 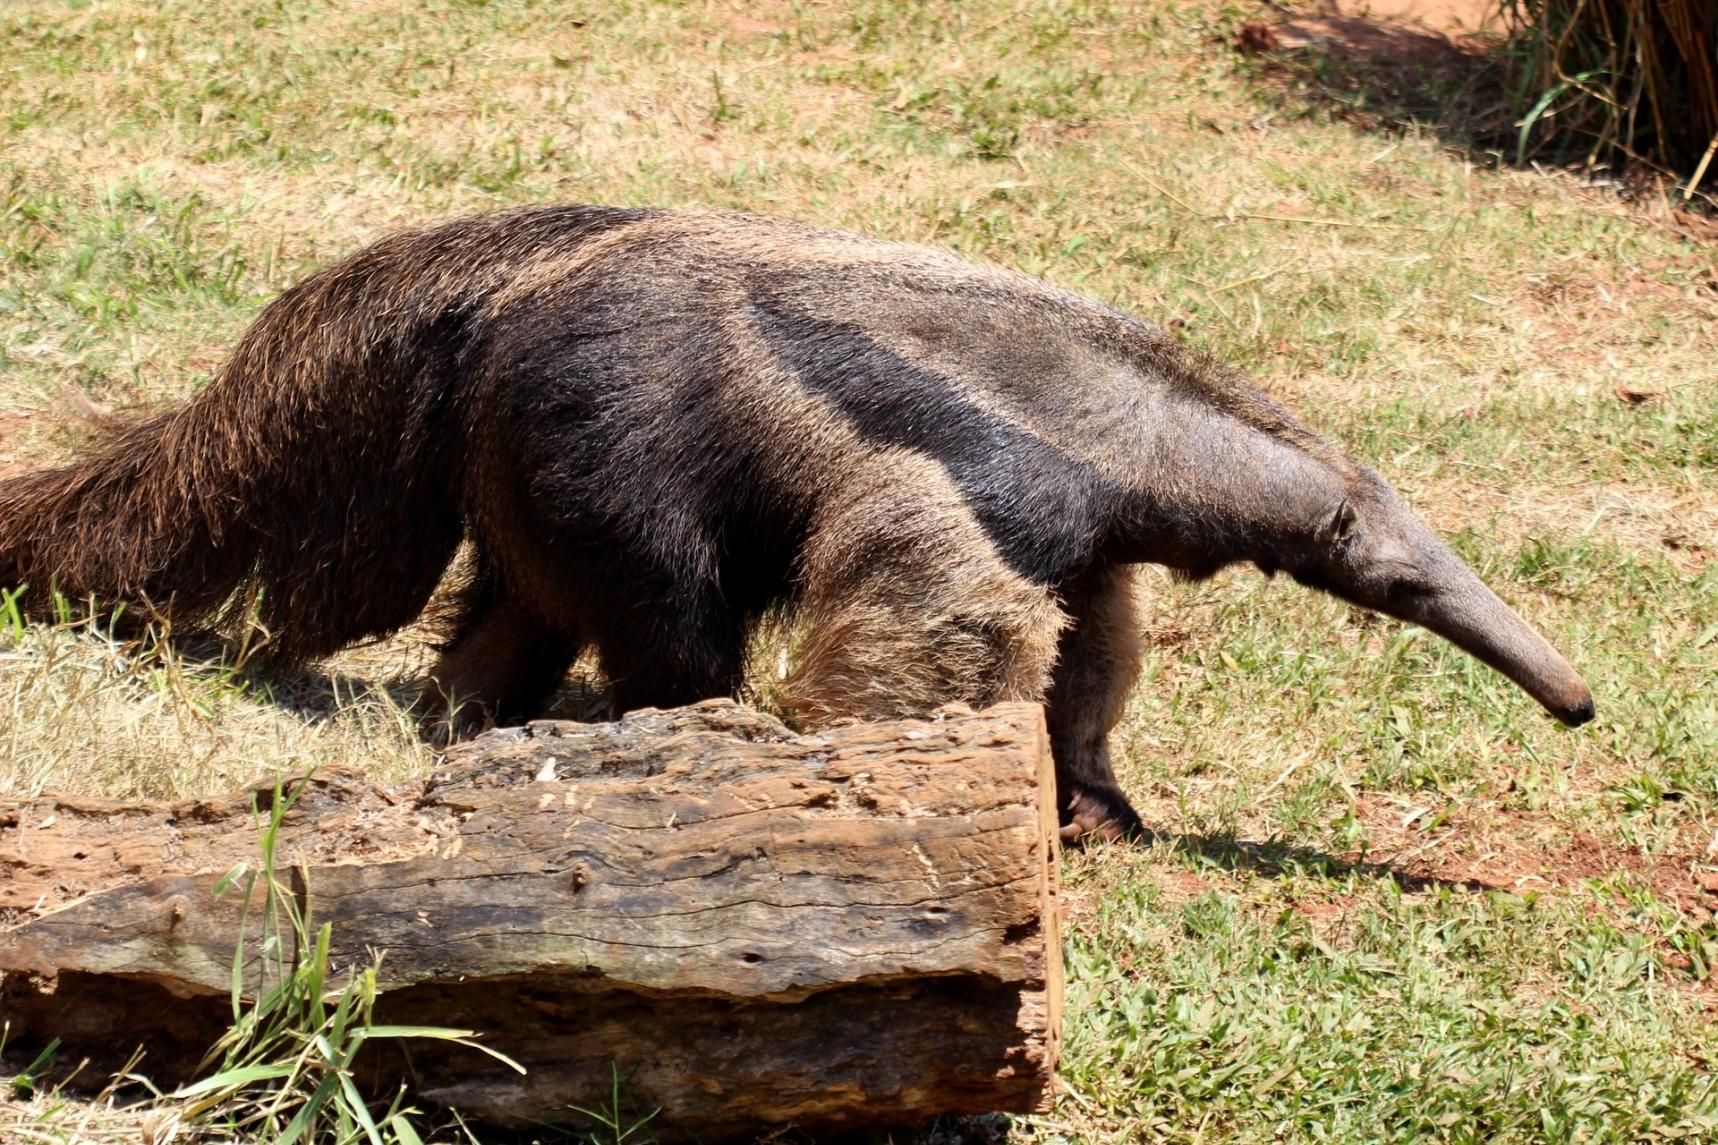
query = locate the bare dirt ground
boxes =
[1269,0,1503,59]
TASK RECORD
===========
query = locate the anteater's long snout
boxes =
[1406,552,1595,726]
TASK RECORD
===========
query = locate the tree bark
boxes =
[0,700,1062,1141]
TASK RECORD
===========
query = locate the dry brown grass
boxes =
[1503,0,1718,182]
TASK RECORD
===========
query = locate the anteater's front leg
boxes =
[1046,565,1146,843]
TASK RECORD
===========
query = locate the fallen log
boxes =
[0,700,1062,1140]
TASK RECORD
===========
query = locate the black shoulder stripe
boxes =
[748,298,1118,583]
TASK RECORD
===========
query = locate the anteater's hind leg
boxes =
[1045,565,1146,843]
[785,458,1066,725]
[429,575,581,737]
[591,597,750,715]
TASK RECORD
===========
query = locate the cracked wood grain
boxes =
[0,700,1062,1141]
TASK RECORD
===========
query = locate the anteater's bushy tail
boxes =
[0,214,548,663]
[0,205,648,663]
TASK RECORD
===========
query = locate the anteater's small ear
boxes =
[1320,498,1357,546]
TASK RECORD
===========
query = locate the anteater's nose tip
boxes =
[1557,691,1596,727]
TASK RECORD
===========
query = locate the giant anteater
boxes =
[0,205,1593,839]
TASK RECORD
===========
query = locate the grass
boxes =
[1058,867,1717,1143]
[1,0,1715,1141]
[0,607,430,801]
[169,780,524,1145]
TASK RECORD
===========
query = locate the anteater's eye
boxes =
[1385,575,1433,606]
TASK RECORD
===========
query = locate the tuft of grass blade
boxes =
[164,775,522,1144]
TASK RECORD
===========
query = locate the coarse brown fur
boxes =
[0,205,1594,839]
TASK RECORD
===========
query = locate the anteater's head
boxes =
[1278,466,1595,727]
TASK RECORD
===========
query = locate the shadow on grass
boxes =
[144,627,617,736]
[1120,827,1499,895]
[145,627,426,716]
[1242,16,1524,166]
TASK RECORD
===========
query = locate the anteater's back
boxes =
[0,204,1211,701]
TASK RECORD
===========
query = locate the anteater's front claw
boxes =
[1059,786,1147,846]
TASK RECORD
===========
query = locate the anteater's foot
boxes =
[420,692,495,746]
[1059,786,1147,845]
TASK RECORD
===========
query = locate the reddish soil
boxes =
[1270,18,1465,63]
[1325,0,1502,34]
[1245,0,1502,64]
[1351,794,1718,923]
